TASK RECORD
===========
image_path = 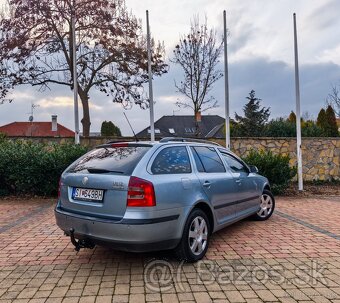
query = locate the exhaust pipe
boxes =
[69,228,95,251]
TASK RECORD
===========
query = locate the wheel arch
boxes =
[263,182,271,193]
[191,201,215,234]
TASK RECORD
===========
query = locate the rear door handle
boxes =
[235,179,242,185]
[203,181,211,187]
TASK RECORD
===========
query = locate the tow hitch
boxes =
[69,228,95,251]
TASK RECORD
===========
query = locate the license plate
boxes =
[72,188,104,202]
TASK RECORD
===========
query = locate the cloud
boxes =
[1,55,339,136]
[316,44,340,65]
[37,96,74,109]
[1,0,340,136]
[231,59,340,118]
[306,0,340,30]
[9,90,36,101]
[38,96,102,111]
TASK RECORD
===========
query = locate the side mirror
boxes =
[249,165,259,174]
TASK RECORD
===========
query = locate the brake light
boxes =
[111,143,128,148]
[127,176,156,207]
[58,178,63,199]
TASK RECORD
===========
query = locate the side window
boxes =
[191,147,205,172]
[151,146,191,174]
[221,153,249,174]
[191,146,225,173]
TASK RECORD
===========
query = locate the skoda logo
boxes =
[82,177,89,185]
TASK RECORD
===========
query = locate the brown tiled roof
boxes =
[0,122,75,137]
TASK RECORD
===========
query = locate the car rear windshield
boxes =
[67,146,151,175]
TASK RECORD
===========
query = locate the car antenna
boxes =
[123,112,139,142]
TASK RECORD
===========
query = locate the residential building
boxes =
[136,114,225,139]
[0,115,74,137]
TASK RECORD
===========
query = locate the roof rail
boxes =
[159,137,221,146]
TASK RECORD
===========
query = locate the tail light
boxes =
[127,176,156,207]
[58,178,63,199]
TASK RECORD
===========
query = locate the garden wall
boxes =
[7,136,340,181]
[214,137,340,181]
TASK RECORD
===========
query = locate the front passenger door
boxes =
[219,151,259,216]
[190,146,238,225]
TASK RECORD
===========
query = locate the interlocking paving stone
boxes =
[276,211,340,240]
[0,196,339,302]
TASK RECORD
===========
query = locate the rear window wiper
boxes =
[86,168,124,174]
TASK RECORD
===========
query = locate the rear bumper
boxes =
[55,206,183,252]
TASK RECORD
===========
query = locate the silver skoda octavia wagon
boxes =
[55,138,275,262]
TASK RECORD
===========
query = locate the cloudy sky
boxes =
[0,0,340,135]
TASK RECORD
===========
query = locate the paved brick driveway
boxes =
[0,196,339,303]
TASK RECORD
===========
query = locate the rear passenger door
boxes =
[189,146,238,225]
[147,145,194,210]
[219,151,259,216]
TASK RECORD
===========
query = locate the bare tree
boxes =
[302,111,314,121]
[0,99,12,105]
[327,85,340,117]
[171,16,223,117]
[0,54,12,104]
[0,63,12,104]
[0,0,167,136]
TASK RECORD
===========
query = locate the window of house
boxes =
[185,127,192,133]
[147,128,161,134]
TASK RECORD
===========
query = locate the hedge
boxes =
[0,136,88,196]
[0,135,297,196]
[243,150,297,194]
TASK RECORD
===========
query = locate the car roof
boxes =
[97,138,225,149]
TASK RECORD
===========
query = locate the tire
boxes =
[174,209,211,262]
[253,189,275,221]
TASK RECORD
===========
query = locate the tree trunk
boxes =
[78,90,91,137]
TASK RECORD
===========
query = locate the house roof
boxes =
[136,115,225,138]
[0,122,75,137]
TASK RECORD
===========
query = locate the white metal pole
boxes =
[293,13,303,191]
[223,10,230,149]
[146,10,155,142]
[72,1,80,144]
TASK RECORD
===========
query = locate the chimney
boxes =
[195,111,202,122]
[52,115,58,132]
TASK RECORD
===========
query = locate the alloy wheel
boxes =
[257,193,273,218]
[188,216,208,256]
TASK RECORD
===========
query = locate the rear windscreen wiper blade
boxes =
[86,168,124,174]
